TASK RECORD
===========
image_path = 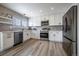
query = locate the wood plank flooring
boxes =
[0,39,67,56]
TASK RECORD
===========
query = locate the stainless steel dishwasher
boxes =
[14,32,23,46]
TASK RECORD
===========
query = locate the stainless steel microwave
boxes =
[41,20,49,26]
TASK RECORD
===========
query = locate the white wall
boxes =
[0,32,3,52]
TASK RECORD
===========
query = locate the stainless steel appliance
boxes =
[40,20,49,40]
[41,20,49,26]
[63,5,77,56]
[14,32,23,46]
[40,31,49,41]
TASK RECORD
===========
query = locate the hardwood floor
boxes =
[0,39,67,56]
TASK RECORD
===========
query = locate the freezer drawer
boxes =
[63,37,77,56]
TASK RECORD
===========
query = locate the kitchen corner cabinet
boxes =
[49,14,62,26]
[29,17,41,26]
[49,31,63,42]
[31,30,40,39]
[23,30,40,42]
[0,31,14,51]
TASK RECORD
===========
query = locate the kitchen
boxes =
[0,3,78,56]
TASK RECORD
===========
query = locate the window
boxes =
[22,20,27,27]
[13,18,21,26]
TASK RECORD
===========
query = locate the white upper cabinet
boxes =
[49,15,55,25]
[54,14,62,25]
[29,17,41,26]
[29,13,63,26]
[49,14,63,26]
[41,16,49,21]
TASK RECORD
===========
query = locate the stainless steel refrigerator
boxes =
[63,5,77,56]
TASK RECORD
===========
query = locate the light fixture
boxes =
[51,7,54,10]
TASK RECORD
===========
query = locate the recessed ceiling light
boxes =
[51,7,54,10]
[40,10,43,12]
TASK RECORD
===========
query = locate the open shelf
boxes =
[0,21,13,25]
[0,16,13,25]
[0,16,12,20]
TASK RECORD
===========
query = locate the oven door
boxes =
[40,33,48,38]
[40,33,48,40]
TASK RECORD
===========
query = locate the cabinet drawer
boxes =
[49,31,63,42]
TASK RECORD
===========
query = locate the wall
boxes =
[0,5,28,31]
[0,32,3,51]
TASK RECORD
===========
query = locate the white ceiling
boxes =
[1,3,72,17]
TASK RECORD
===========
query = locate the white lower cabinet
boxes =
[23,30,31,42]
[0,31,14,51]
[49,31,63,42]
[31,30,40,39]
[23,30,40,42]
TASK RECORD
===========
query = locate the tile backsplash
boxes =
[29,25,62,31]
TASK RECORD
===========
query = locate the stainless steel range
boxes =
[40,30,49,41]
[40,20,49,41]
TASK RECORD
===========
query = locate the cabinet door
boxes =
[49,14,62,26]
[54,31,63,42]
[41,16,49,21]
[23,30,30,42]
[34,17,41,26]
[29,18,33,26]
[41,16,45,21]
[49,31,63,42]
[49,31,55,41]
[31,30,40,39]
[49,15,55,25]
[54,14,62,25]
[35,30,40,39]
[29,17,41,26]
[3,32,14,50]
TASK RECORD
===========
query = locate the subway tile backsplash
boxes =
[29,25,62,31]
